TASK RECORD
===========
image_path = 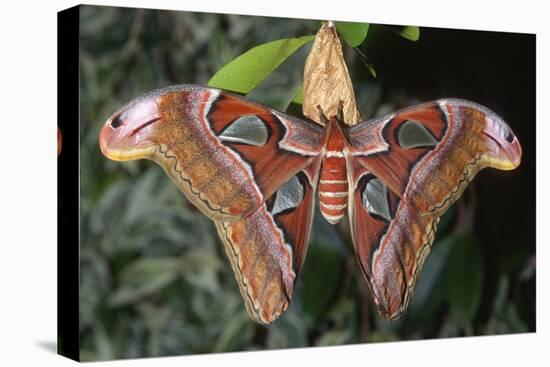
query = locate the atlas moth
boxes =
[99,84,521,324]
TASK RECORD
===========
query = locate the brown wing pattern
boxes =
[100,87,522,323]
[99,85,324,221]
[215,168,319,323]
[100,85,324,324]
[346,99,521,319]
[348,163,439,319]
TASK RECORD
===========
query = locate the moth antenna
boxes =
[317,105,328,124]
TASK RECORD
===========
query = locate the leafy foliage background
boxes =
[78,5,535,361]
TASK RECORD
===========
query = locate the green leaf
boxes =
[300,243,344,320]
[315,329,351,346]
[291,84,303,105]
[399,26,420,41]
[335,21,370,47]
[378,25,421,42]
[93,322,114,360]
[109,257,181,306]
[366,64,377,78]
[180,248,223,294]
[212,311,254,352]
[485,276,528,334]
[407,235,454,318]
[444,234,484,328]
[366,330,399,343]
[266,310,308,348]
[208,35,314,93]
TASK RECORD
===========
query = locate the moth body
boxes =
[319,117,350,224]
[99,85,522,324]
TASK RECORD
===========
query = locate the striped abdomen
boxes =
[319,151,348,224]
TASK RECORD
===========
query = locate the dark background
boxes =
[76,5,535,360]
